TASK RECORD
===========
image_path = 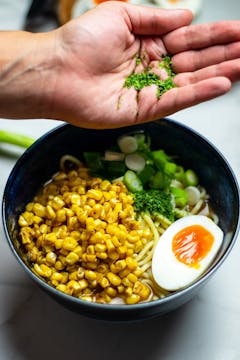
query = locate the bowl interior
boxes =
[2,118,240,321]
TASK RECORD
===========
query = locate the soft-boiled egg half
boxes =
[152,215,224,291]
[155,0,202,17]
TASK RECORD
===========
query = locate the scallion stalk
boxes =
[0,130,35,148]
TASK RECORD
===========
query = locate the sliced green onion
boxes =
[171,187,188,208]
[185,186,201,206]
[174,165,185,181]
[104,151,125,161]
[151,149,169,169]
[125,153,146,172]
[149,171,165,189]
[164,161,177,175]
[184,169,199,186]
[170,179,183,189]
[117,135,138,154]
[123,170,143,192]
[138,165,155,185]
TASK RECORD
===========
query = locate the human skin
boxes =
[0,1,240,129]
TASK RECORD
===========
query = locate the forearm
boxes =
[0,30,58,120]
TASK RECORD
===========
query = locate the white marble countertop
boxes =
[0,1,240,359]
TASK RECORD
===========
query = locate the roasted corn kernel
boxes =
[18,165,154,305]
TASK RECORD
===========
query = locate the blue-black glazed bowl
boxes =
[2,118,240,322]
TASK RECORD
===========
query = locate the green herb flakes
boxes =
[124,55,176,99]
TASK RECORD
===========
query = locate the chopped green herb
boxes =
[159,55,175,77]
[134,189,174,221]
[124,55,176,99]
[136,56,141,66]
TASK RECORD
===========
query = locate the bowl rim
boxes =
[2,118,240,313]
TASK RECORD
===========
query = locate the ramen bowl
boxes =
[2,119,240,321]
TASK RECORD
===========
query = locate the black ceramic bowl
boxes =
[2,119,240,321]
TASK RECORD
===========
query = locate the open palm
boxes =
[52,2,240,128]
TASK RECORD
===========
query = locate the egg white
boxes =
[154,0,202,17]
[152,215,224,291]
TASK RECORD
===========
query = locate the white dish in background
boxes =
[72,0,202,17]
[72,0,170,17]
[154,0,202,17]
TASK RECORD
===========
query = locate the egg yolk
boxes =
[172,225,214,268]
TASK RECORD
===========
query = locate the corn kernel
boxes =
[105,238,115,252]
[87,189,103,201]
[69,271,78,280]
[56,209,66,223]
[74,245,82,258]
[44,233,57,246]
[126,257,138,270]
[125,287,133,297]
[55,260,65,271]
[71,230,81,240]
[117,246,127,257]
[32,203,46,217]
[108,251,119,261]
[56,284,67,293]
[126,294,140,304]
[96,252,108,260]
[95,243,106,253]
[46,205,56,220]
[39,224,49,234]
[40,264,52,278]
[107,272,121,286]
[66,252,79,265]
[122,277,132,287]
[78,279,88,290]
[46,251,57,265]
[117,285,125,294]
[105,286,117,298]
[85,270,97,281]
[61,272,69,283]
[86,245,95,255]
[51,272,63,281]
[26,202,34,212]
[62,237,78,251]
[112,236,121,247]
[18,215,28,227]
[97,264,109,273]
[67,216,78,229]
[80,295,93,302]
[127,273,138,283]
[133,281,151,300]
[67,280,81,292]
[99,277,110,288]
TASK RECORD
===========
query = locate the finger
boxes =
[122,4,193,35]
[172,42,240,72]
[164,21,240,54]
[175,59,240,85]
[137,77,231,123]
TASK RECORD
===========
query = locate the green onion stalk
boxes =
[0,130,35,149]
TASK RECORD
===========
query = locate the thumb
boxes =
[122,3,193,35]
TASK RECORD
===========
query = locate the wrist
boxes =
[0,30,59,120]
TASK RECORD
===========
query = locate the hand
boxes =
[50,2,240,128]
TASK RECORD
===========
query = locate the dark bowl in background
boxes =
[2,118,240,321]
